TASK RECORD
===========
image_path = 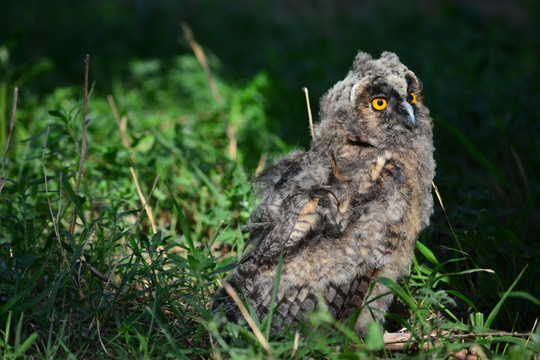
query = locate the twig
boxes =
[69,54,90,234]
[0,87,18,194]
[82,261,119,289]
[181,22,237,160]
[383,330,531,353]
[222,282,274,360]
[302,87,315,139]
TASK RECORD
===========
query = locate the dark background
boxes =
[2,0,539,331]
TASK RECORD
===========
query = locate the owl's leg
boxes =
[353,278,393,333]
[353,248,412,333]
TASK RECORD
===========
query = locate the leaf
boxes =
[376,277,415,309]
[365,321,384,351]
[61,174,87,227]
[47,110,69,122]
[446,290,477,312]
[469,312,484,328]
[208,262,236,276]
[165,180,195,254]
[17,333,38,355]
[507,291,540,307]
[416,240,439,266]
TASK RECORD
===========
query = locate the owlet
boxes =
[213,51,436,334]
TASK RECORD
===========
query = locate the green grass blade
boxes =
[507,291,540,306]
[16,332,38,356]
[165,180,195,253]
[447,290,477,312]
[145,306,187,359]
[484,266,527,329]
[376,277,415,309]
[416,240,439,266]
[61,173,87,227]
[264,249,284,338]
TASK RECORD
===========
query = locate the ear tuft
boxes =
[352,51,373,72]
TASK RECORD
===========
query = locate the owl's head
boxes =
[317,51,432,150]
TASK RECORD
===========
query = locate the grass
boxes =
[1,1,540,358]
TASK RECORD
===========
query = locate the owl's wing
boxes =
[245,185,341,264]
[246,150,403,261]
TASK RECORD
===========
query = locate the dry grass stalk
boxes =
[255,152,268,175]
[107,95,136,163]
[0,87,18,194]
[181,22,237,160]
[96,316,110,355]
[130,166,157,234]
[107,94,157,233]
[181,22,221,104]
[222,281,274,360]
[302,87,315,139]
[525,317,538,347]
[431,180,463,253]
[291,330,300,358]
[431,180,477,295]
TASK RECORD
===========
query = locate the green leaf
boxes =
[376,277,415,309]
[446,290,477,312]
[17,332,38,355]
[208,263,236,276]
[469,312,484,328]
[417,240,439,266]
[61,173,87,227]
[507,291,540,307]
[365,321,384,351]
[166,180,195,253]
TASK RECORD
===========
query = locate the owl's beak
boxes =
[398,101,416,129]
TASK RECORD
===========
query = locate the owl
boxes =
[212,51,435,334]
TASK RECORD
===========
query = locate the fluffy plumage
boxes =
[212,51,436,333]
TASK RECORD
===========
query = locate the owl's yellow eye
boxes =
[408,92,416,104]
[371,97,387,111]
